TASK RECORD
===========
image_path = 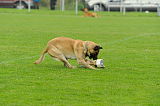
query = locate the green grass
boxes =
[0,8,160,106]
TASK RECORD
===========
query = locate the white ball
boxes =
[96,59,105,68]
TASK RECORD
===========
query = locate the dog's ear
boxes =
[94,45,103,51]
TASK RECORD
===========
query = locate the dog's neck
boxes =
[83,41,90,57]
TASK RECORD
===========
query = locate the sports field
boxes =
[0,8,160,105]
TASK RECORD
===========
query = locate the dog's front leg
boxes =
[85,59,96,66]
[75,52,96,69]
[78,59,96,70]
[74,43,96,70]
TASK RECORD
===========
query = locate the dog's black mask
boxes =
[85,52,97,60]
[87,45,103,60]
[89,53,98,60]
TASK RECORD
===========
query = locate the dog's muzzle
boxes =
[89,53,98,60]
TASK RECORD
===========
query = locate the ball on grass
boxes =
[96,59,105,68]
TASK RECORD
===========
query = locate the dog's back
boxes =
[48,37,76,54]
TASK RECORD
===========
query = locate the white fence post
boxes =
[157,4,160,16]
[108,0,110,12]
[60,0,65,11]
[120,0,123,12]
[28,0,31,12]
[123,5,126,15]
[75,0,78,15]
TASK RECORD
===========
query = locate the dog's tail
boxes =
[34,47,48,64]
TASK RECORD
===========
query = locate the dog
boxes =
[34,37,103,70]
[83,8,98,18]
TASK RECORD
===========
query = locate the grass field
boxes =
[0,8,160,106]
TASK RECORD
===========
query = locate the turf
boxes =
[0,8,160,106]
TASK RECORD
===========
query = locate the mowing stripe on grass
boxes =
[0,55,38,64]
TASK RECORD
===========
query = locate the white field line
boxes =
[104,33,159,45]
[0,33,159,65]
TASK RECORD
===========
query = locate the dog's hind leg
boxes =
[48,46,75,69]
[34,47,48,64]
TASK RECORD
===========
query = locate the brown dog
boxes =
[34,37,102,69]
[83,8,98,17]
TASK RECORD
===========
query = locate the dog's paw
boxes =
[70,66,77,69]
[33,60,39,64]
[89,66,96,70]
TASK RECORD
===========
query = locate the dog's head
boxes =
[85,41,103,60]
[83,8,89,13]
